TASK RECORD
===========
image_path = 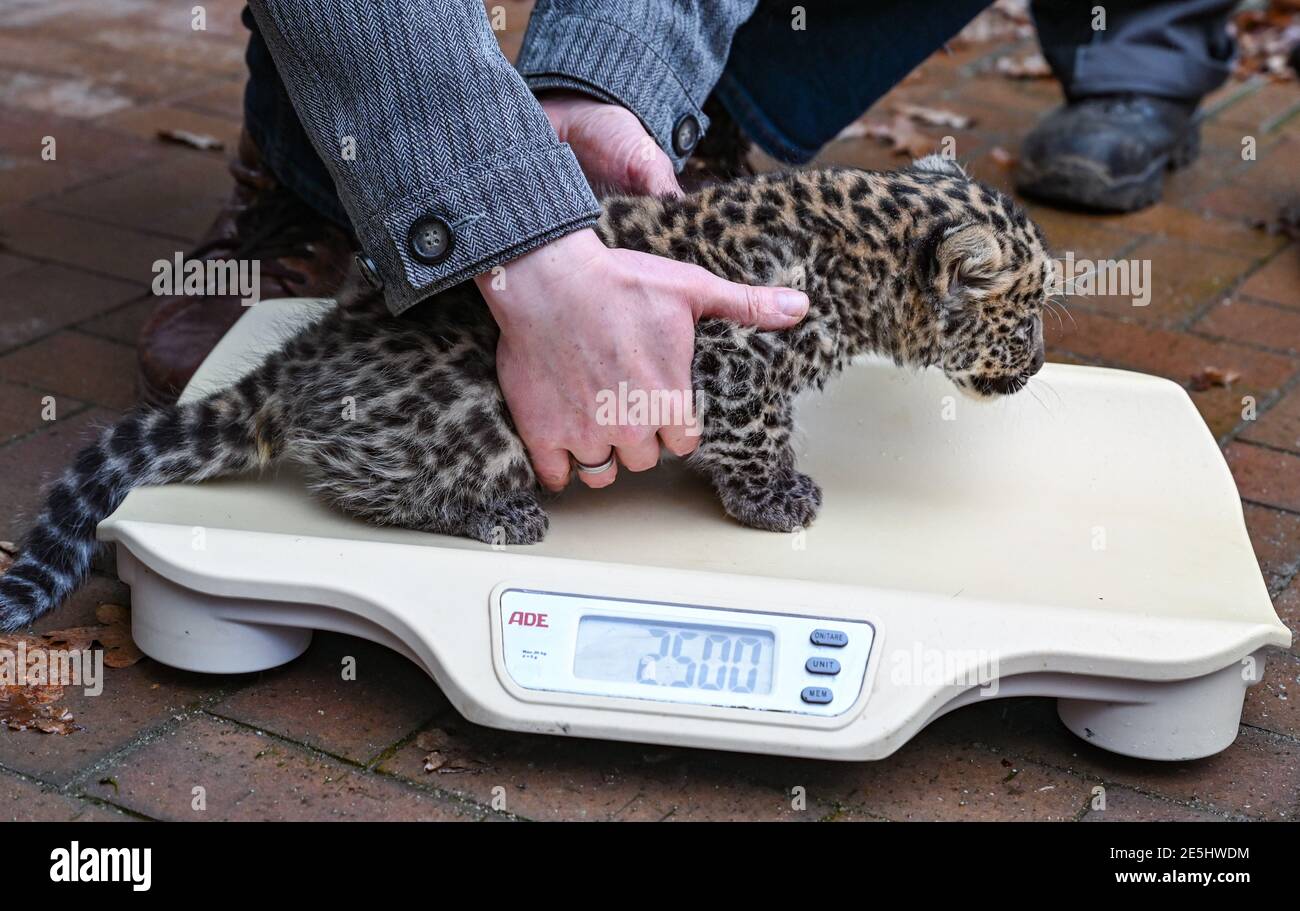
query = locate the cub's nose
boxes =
[1027,341,1045,376]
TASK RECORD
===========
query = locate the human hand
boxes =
[476,228,808,491]
[539,90,682,197]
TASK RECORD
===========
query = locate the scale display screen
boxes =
[496,589,874,717]
[574,616,774,694]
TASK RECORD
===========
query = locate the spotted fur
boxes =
[0,160,1050,629]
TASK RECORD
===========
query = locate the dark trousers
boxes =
[242,0,1236,226]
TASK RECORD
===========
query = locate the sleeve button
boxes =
[355,253,384,289]
[672,114,700,156]
[408,216,453,265]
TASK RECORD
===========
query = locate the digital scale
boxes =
[99,299,1291,761]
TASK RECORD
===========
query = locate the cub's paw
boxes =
[719,471,823,533]
[464,492,549,545]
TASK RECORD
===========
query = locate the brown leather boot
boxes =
[137,130,355,406]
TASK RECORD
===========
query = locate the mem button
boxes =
[408,215,452,266]
[806,656,841,675]
[801,686,833,705]
[810,629,849,648]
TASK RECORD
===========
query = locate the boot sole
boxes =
[1016,124,1201,213]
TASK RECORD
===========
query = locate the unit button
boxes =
[801,686,833,705]
[810,629,849,647]
[806,656,841,675]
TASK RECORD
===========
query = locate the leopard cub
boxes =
[0,156,1051,629]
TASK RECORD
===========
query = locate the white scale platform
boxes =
[100,299,1290,761]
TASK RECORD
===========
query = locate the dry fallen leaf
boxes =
[990,146,1018,168]
[413,728,491,774]
[156,128,225,151]
[43,603,143,669]
[1230,1,1300,82]
[953,0,1033,46]
[0,633,81,735]
[857,115,941,158]
[1253,202,1300,240]
[1190,367,1243,391]
[0,541,15,575]
[894,103,975,130]
[995,53,1052,79]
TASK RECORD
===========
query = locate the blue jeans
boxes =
[242,1,1232,227]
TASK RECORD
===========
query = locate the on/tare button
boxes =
[806,656,841,675]
[810,629,849,647]
[801,686,833,705]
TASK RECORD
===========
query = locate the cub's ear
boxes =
[916,221,1004,307]
[909,154,966,178]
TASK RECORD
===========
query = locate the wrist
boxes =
[475,228,606,326]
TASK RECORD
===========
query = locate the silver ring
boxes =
[573,453,616,475]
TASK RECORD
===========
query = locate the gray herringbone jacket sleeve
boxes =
[517,0,760,168]
[247,0,601,315]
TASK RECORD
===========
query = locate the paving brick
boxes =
[378,713,838,821]
[1059,236,1253,328]
[39,153,230,243]
[1240,247,1300,310]
[0,29,218,117]
[0,773,131,821]
[1244,503,1300,580]
[1211,81,1300,133]
[757,716,1092,822]
[0,262,143,351]
[98,103,241,151]
[1023,204,1136,261]
[0,573,230,786]
[85,715,482,821]
[78,297,156,346]
[919,696,1300,819]
[0,105,160,206]
[1195,296,1300,354]
[1080,785,1228,822]
[211,631,445,765]
[1244,650,1300,740]
[45,13,248,79]
[2,207,177,283]
[1276,576,1300,657]
[0,331,136,411]
[173,79,244,120]
[1200,133,1300,223]
[0,406,115,539]
[1045,310,1298,437]
[1226,443,1300,513]
[0,381,83,446]
[1109,202,1285,259]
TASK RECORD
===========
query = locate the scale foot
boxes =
[1057,656,1263,761]
[117,548,312,674]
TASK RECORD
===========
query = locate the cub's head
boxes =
[909,156,1050,399]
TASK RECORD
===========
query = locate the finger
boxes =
[571,444,618,490]
[626,143,683,199]
[688,272,809,329]
[658,422,700,459]
[526,443,572,492]
[615,434,661,473]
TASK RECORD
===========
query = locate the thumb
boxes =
[626,147,684,198]
[690,271,809,329]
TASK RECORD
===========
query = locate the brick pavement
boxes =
[0,1,1296,821]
